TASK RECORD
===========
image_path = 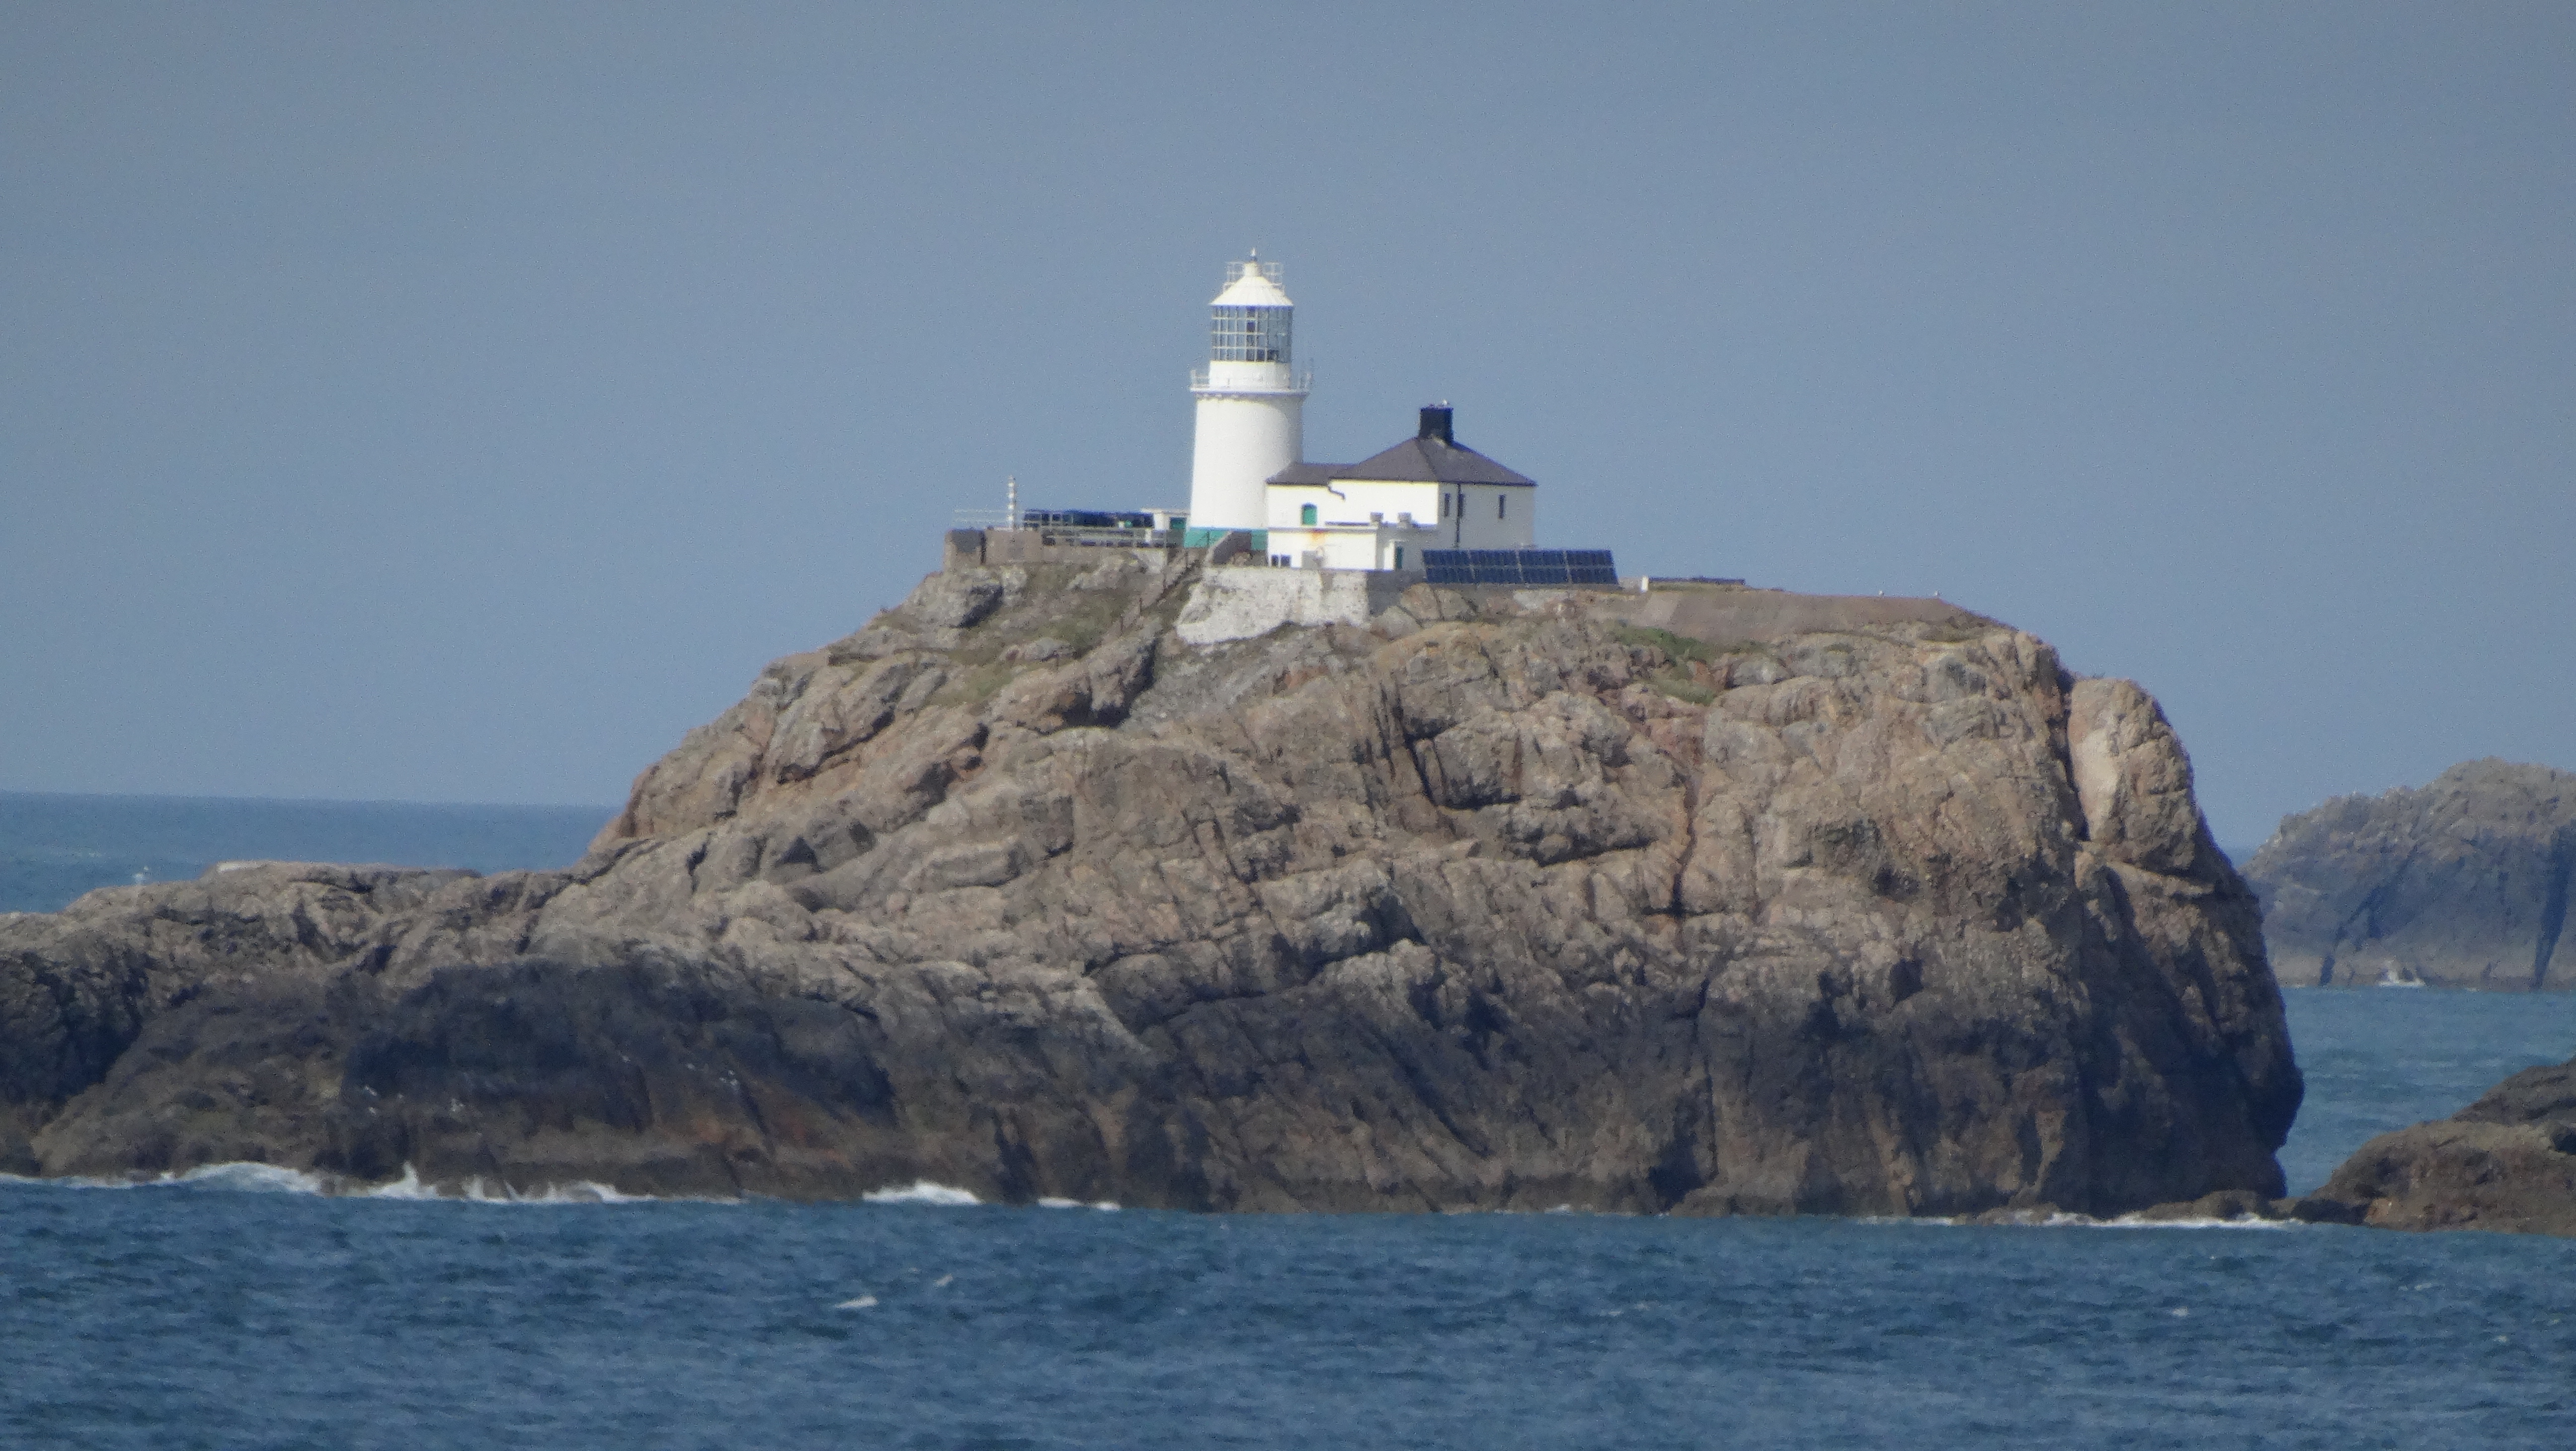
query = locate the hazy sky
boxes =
[4,2,2570,846]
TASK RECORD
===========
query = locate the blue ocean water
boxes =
[2279,988,2576,1193]
[5,807,2576,1446]
[0,792,612,914]
[3,1175,2572,1449]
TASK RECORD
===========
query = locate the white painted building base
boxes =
[1266,521,1438,571]
[1175,567,1418,645]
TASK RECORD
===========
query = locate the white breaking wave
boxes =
[0,1167,2319,1226]
[2101,1213,2298,1231]
[359,1163,440,1200]
[163,1162,336,1194]
[1877,1210,2304,1231]
[515,1180,652,1205]
[0,1162,340,1195]
[0,1160,716,1205]
[7,1166,1082,1212]
[359,1165,661,1204]
[862,1180,981,1206]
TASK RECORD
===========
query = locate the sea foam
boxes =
[0,1160,710,1205]
[862,1181,982,1206]
[1873,1210,2304,1231]
[359,1166,718,1205]
[0,1162,339,1195]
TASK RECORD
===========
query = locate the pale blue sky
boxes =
[4,2,2569,846]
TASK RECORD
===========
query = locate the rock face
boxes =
[2296,1057,2576,1235]
[0,562,2301,1213]
[2245,760,2576,989]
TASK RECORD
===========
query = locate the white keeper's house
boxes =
[1263,403,1533,571]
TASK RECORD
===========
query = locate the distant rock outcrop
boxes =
[1,561,2300,1213]
[2245,760,2576,989]
[2295,1057,2576,1235]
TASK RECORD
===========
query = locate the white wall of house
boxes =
[1267,479,1439,531]
[1444,484,1534,549]
[1269,479,1532,552]
[1267,521,1439,571]
[1262,474,1525,569]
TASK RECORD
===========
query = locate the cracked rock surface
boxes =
[1,564,2299,1211]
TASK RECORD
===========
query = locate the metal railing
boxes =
[1032,526,1184,547]
[949,512,1182,548]
[1189,366,1312,393]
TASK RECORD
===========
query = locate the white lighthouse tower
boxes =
[1184,254,1307,547]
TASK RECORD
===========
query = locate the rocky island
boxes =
[1,558,2302,1215]
[2246,758,2575,990]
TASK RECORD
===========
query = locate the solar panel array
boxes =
[1420,549,1619,587]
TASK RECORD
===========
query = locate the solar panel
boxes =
[1418,549,1619,587]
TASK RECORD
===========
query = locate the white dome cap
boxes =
[1211,253,1292,307]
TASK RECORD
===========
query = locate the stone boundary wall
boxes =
[945,528,1179,572]
[943,527,1288,571]
[947,524,1409,578]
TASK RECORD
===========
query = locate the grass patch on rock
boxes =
[1042,589,1136,656]
[1612,623,1717,665]
[925,561,1191,711]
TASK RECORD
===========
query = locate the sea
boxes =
[4,797,2574,1448]
[0,791,611,915]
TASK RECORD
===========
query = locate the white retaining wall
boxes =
[1175,568,1417,645]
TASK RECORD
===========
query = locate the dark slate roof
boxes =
[1268,438,1535,488]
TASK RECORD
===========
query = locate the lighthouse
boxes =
[1183,254,1308,547]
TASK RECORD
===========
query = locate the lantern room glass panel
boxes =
[1210,305,1292,364]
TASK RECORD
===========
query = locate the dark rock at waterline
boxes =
[2,564,2300,1213]
[2293,1059,2576,1236]
[2124,1188,2296,1224]
[2246,759,2576,990]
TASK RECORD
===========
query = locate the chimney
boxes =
[1418,405,1454,445]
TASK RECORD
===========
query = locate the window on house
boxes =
[1498,494,1507,519]
[1394,546,1405,569]
[1439,493,1449,518]
[1301,503,1317,525]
